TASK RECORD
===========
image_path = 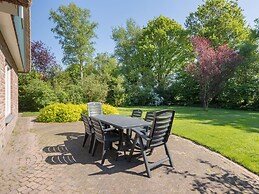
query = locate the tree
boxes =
[112,17,190,105]
[31,40,59,80]
[82,74,108,102]
[92,53,125,106]
[137,16,190,102]
[185,37,242,110]
[112,19,144,105]
[185,0,249,48]
[49,3,97,82]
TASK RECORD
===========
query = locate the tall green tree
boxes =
[92,53,125,106]
[112,19,144,104]
[49,3,97,82]
[138,16,190,101]
[185,0,249,48]
[184,0,259,109]
[112,17,190,105]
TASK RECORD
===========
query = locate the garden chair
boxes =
[91,117,120,165]
[144,111,154,122]
[127,109,143,138]
[144,111,155,132]
[81,114,95,153]
[128,109,175,178]
[87,102,103,117]
[131,109,143,118]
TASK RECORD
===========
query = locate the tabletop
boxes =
[91,114,152,129]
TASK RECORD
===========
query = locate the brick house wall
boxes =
[0,49,18,154]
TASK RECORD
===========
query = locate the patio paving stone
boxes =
[0,116,258,193]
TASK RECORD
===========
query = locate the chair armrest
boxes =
[103,127,115,132]
[131,127,150,141]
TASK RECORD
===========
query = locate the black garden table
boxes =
[91,114,152,152]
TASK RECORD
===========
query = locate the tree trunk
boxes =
[80,63,83,85]
[201,86,209,111]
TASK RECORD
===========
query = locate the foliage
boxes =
[19,77,58,111]
[91,53,125,106]
[118,106,259,174]
[31,40,60,80]
[82,74,108,102]
[36,103,118,122]
[112,17,190,105]
[170,72,200,105]
[112,19,144,105]
[37,103,86,122]
[185,37,242,110]
[102,104,119,115]
[137,16,191,97]
[185,0,249,48]
[49,3,97,81]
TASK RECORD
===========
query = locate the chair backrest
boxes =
[131,109,143,118]
[81,113,93,135]
[90,117,104,142]
[87,102,103,117]
[148,110,175,148]
[144,111,154,122]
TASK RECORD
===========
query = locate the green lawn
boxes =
[117,106,259,175]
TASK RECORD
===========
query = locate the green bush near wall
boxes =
[36,103,118,122]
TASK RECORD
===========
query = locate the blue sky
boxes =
[31,0,259,65]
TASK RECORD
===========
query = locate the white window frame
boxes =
[5,63,11,117]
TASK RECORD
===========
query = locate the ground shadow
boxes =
[190,159,259,193]
[42,132,174,177]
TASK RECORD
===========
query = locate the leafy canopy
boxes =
[186,37,242,109]
[49,3,97,80]
[185,0,249,48]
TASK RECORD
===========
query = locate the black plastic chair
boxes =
[91,117,120,165]
[144,111,155,132]
[81,114,95,153]
[144,111,154,122]
[131,109,143,118]
[128,109,175,178]
[127,109,143,138]
[87,102,103,117]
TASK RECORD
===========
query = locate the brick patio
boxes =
[0,116,258,193]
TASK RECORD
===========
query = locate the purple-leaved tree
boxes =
[185,37,242,110]
[31,40,59,80]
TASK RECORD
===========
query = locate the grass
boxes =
[117,106,259,175]
[21,111,40,117]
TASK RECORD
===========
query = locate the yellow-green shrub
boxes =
[36,103,118,122]
[37,103,87,122]
[102,104,119,114]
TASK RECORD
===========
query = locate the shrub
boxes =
[102,104,119,114]
[19,78,58,111]
[37,103,87,122]
[36,103,118,122]
[82,74,108,102]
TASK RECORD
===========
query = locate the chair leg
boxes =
[101,142,110,165]
[139,138,151,178]
[147,148,154,156]
[88,135,94,154]
[128,133,138,162]
[92,139,98,156]
[164,143,173,167]
[82,133,89,147]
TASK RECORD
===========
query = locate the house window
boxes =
[5,63,11,117]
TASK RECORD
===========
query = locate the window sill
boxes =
[5,114,14,125]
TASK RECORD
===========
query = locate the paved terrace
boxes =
[0,116,258,193]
